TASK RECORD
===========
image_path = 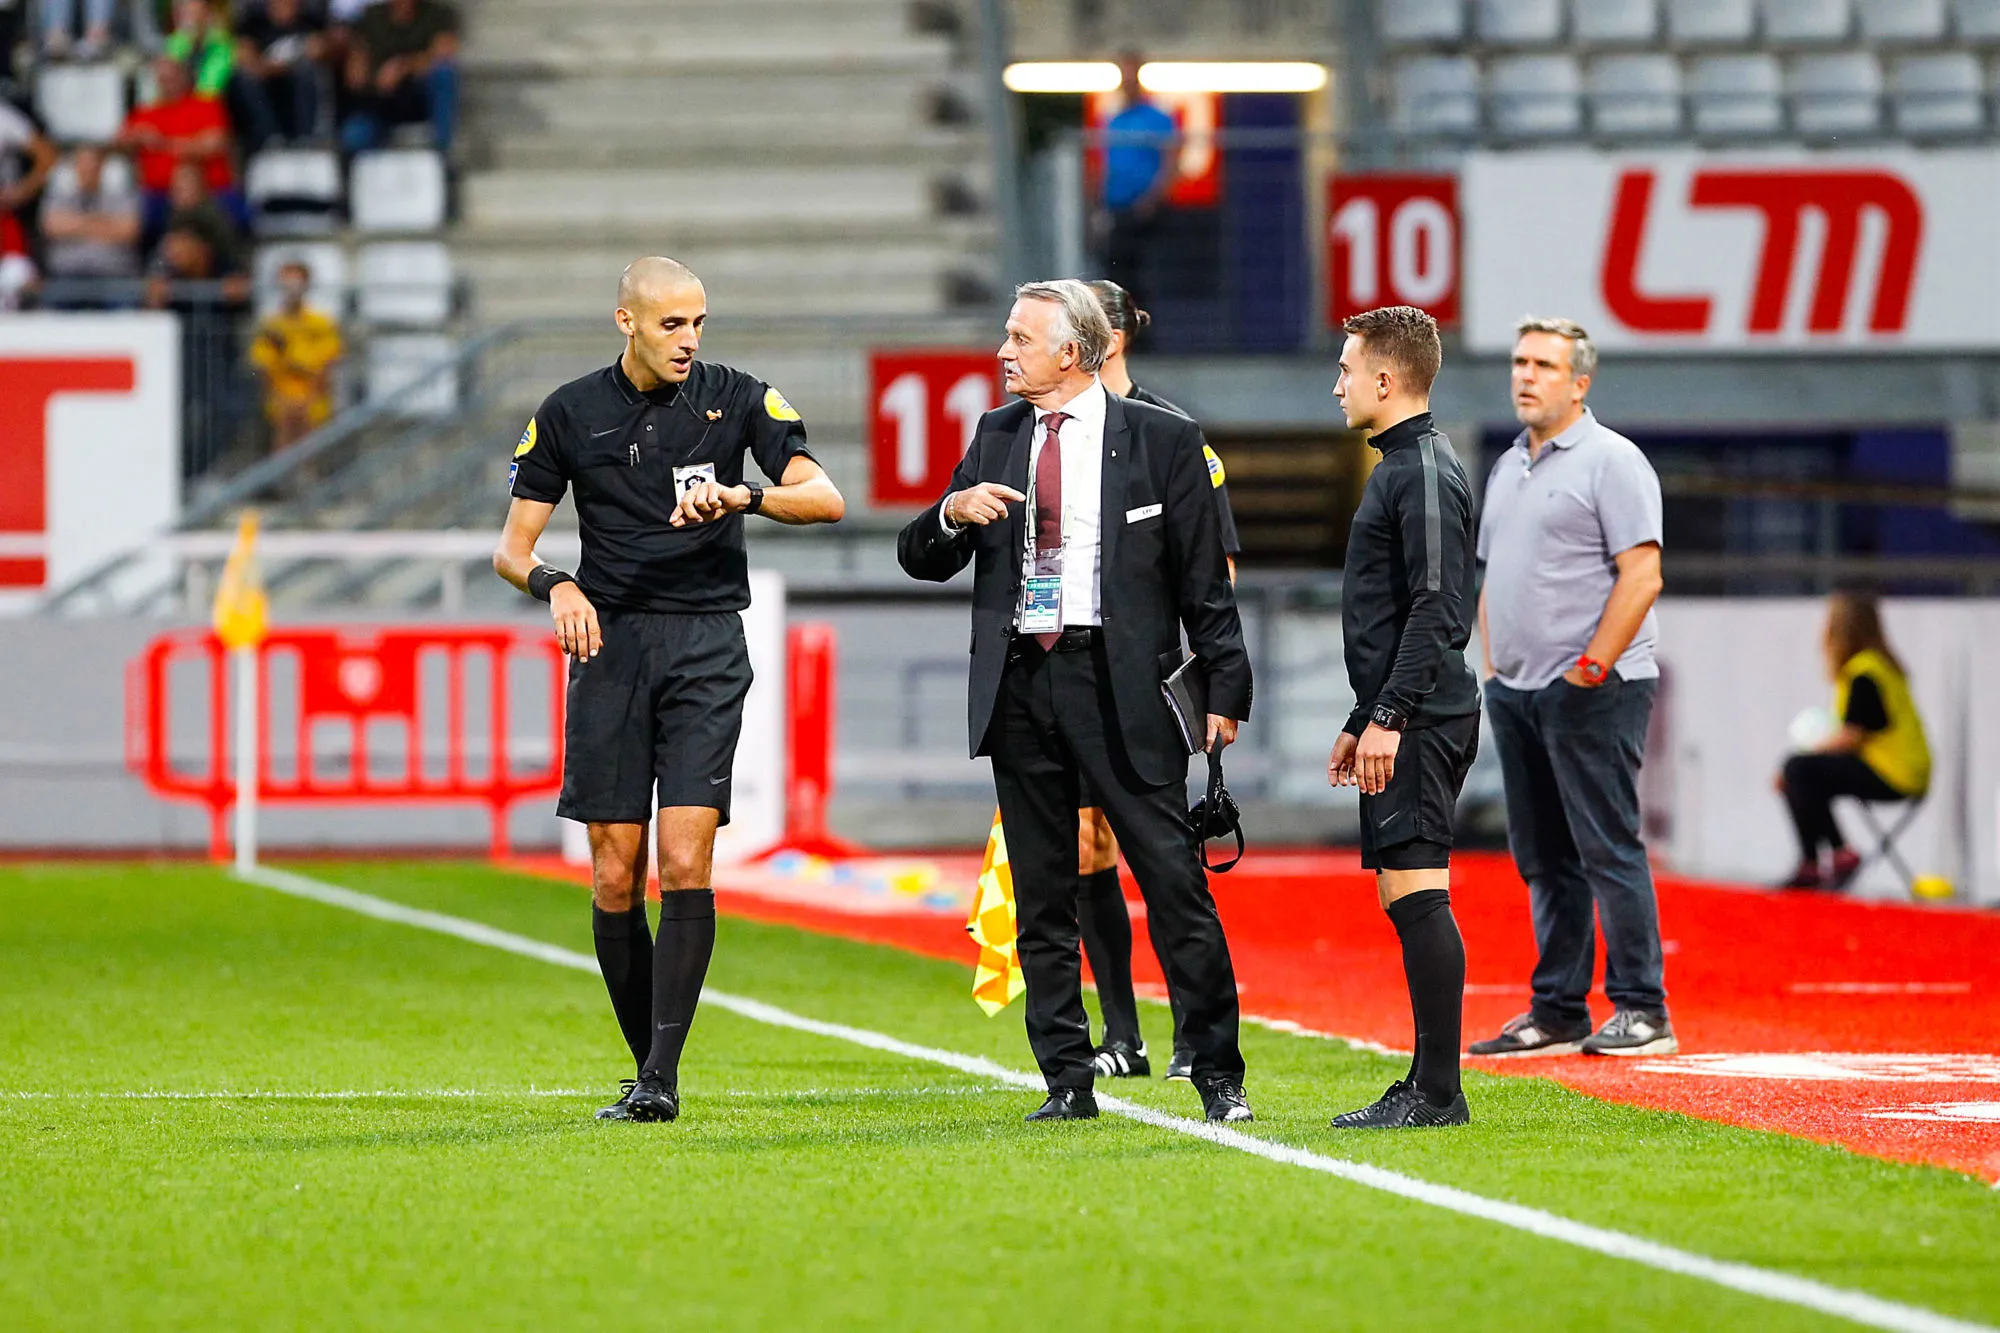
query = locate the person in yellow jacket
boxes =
[1776,590,1930,891]
[248,259,342,452]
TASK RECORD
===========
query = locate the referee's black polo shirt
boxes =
[508,358,814,614]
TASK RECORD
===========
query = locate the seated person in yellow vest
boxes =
[1775,590,1930,891]
[248,259,344,452]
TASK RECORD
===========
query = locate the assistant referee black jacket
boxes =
[1341,411,1479,736]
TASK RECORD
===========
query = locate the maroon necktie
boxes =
[1033,411,1069,650]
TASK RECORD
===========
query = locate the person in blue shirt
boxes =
[1099,51,1179,302]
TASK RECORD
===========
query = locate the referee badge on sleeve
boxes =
[1203,445,1227,488]
[763,387,801,422]
[515,418,538,457]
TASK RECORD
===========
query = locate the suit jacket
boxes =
[896,391,1252,787]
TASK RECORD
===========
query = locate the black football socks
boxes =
[640,888,717,1087]
[1386,888,1466,1107]
[1076,868,1142,1049]
[591,903,654,1070]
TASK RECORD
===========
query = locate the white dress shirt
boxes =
[1025,379,1107,628]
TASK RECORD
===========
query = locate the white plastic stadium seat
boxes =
[356,241,454,328]
[1857,0,1946,41]
[1488,55,1583,137]
[1789,53,1882,137]
[1391,56,1481,136]
[245,149,343,236]
[1689,54,1784,136]
[1760,0,1852,44]
[1890,53,1984,136]
[45,151,135,200]
[1378,0,1465,44]
[1666,0,1757,44]
[1956,0,2000,42]
[32,64,126,142]
[1474,0,1563,45]
[1588,54,1686,136]
[349,149,447,233]
[253,242,347,319]
[1574,0,1660,43]
[367,333,459,417]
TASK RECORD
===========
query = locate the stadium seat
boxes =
[1489,54,1584,137]
[1589,54,1686,136]
[1392,56,1481,137]
[32,64,126,143]
[1761,0,1853,44]
[245,149,343,237]
[1689,53,1785,136]
[1857,0,1946,40]
[253,241,348,319]
[1574,0,1661,43]
[349,150,447,233]
[367,333,459,416]
[1378,0,1465,45]
[1474,0,1564,45]
[1889,53,1984,136]
[1956,0,2000,42]
[355,241,454,328]
[44,150,134,200]
[1665,0,1757,44]
[1789,52,1882,138]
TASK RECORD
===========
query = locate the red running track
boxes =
[510,850,2000,1183]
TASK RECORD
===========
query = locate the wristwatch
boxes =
[1370,703,1407,732]
[743,482,765,515]
[1575,654,1608,686]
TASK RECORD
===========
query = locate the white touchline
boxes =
[235,865,1992,1333]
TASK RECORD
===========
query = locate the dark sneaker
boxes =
[1778,860,1824,890]
[1581,1009,1678,1057]
[1196,1077,1254,1123]
[1467,1011,1591,1057]
[1164,1047,1195,1082]
[1827,848,1863,892]
[593,1078,639,1121]
[1331,1080,1470,1129]
[1091,1039,1151,1079]
[624,1073,681,1122]
[1025,1087,1098,1121]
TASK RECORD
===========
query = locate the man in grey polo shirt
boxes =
[1468,316,1674,1058]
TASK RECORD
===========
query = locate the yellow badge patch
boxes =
[1203,444,1226,488]
[514,418,538,457]
[764,387,801,422]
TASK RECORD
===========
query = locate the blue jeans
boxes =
[1484,675,1666,1027]
[340,62,458,153]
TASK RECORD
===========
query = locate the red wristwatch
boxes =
[1576,654,1609,686]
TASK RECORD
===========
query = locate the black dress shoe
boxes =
[1330,1080,1470,1129]
[1196,1077,1254,1123]
[594,1078,640,1121]
[624,1073,680,1123]
[1025,1087,1099,1122]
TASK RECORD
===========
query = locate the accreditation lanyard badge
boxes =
[1019,470,1069,636]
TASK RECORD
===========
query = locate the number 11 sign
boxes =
[868,349,1003,507]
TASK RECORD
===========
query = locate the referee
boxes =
[1326,306,1478,1129]
[492,257,845,1123]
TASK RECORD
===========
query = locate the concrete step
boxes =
[461,27,951,75]
[477,127,985,172]
[462,163,943,230]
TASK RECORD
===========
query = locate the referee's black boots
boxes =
[1025,1087,1099,1122]
[616,1073,680,1123]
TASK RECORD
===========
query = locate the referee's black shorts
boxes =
[1358,712,1479,872]
[557,610,753,826]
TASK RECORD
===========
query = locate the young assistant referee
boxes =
[1326,306,1479,1130]
[492,257,845,1123]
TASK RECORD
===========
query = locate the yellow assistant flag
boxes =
[212,511,269,651]
[966,809,1025,1015]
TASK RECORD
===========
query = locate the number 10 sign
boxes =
[868,350,1003,507]
[1326,174,1460,329]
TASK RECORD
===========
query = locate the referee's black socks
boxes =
[1387,888,1465,1107]
[592,903,653,1071]
[1076,868,1142,1049]
[640,888,717,1088]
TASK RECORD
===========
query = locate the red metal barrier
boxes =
[127,626,566,859]
[755,621,862,860]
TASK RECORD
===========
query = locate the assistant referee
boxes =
[492,256,845,1124]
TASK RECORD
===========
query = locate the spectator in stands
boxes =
[248,257,341,450]
[163,0,287,153]
[0,93,55,265]
[159,157,243,272]
[1097,50,1178,305]
[339,0,458,154]
[146,193,251,477]
[1775,590,1932,892]
[234,0,331,143]
[38,0,118,59]
[118,55,245,241]
[39,144,143,306]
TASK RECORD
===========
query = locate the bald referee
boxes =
[493,257,845,1123]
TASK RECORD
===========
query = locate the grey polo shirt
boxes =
[1478,407,1662,691]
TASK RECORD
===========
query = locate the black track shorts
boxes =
[557,609,752,826]
[1358,711,1480,872]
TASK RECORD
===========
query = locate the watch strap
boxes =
[744,482,765,515]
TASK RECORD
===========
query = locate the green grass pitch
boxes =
[2,860,1996,1331]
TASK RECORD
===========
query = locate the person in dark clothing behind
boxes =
[1776,590,1931,891]
[1326,305,1479,1130]
[235,0,333,143]
[340,0,459,152]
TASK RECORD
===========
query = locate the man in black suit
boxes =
[897,279,1254,1125]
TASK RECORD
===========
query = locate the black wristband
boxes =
[744,482,765,515]
[526,565,576,603]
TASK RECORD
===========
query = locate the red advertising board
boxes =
[1326,173,1461,329]
[868,349,1002,507]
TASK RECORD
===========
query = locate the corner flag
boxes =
[212,511,268,651]
[966,809,1025,1015]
